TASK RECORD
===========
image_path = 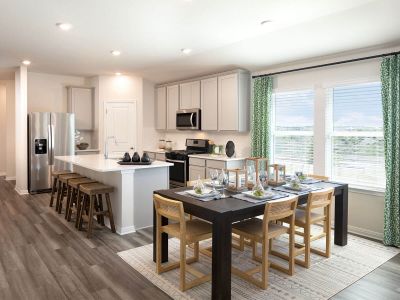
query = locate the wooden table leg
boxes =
[153,204,168,263]
[212,212,232,300]
[334,184,348,246]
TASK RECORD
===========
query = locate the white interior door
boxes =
[105,101,137,157]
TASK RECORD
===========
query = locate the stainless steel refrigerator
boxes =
[28,112,75,193]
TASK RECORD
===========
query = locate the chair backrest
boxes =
[153,194,185,223]
[306,174,329,181]
[307,188,334,210]
[264,196,298,223]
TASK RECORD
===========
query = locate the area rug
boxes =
[118,230,399,300]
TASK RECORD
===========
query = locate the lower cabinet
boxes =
[189,165,206,181]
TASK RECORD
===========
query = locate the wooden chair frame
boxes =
[232,196,298,289]
[274,188,334,269]
[154,194,212,291]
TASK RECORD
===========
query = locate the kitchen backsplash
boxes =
[162,131,251,157]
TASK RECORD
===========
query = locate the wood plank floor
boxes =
[0,177,399,299]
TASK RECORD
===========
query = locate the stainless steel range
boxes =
[165,139,210,188]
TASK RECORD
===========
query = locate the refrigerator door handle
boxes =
[48,124,55,165]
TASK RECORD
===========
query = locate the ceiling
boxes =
[0,0,399,83]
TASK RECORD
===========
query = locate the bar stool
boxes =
[65,177,97,222]
[50,170,73,207]
[56,173,85,214]
[78,183,116,238]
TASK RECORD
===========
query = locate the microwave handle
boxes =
[190,113,194,127]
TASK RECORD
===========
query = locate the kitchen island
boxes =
[55,154,172,235]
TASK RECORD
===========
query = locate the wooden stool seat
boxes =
[65,177,97,222]
[79,183,114,195]
[51,170,73,177]
[49,170,74,207]
[78,183,116,238]
[55,173,85,214]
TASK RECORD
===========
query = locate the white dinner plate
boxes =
[186,189,220,198]
[242,190,275,200]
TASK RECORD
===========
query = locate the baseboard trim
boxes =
[15,187,29,195]
[117,225,136,235]
[348,225,383,241]
[6,176,16,181]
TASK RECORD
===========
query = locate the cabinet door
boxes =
[156,87,167,130]
[218,74,238,131]
[167,85,179,130]
[189,165,206,181]
[105,102,137,157]
[69,87,93,130]
[201,77,218,131]
[180,81,200,109]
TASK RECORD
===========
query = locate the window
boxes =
[272,90,314,175]
[327,82,385,191]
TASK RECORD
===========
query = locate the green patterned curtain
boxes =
[251,76,273,158]
[381,55,400,247]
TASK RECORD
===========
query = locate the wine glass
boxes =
[218,169,228,196]
[209,169,219,192]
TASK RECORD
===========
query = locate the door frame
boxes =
[103,100,138,154]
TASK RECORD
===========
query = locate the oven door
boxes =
[166,159,187,187]
[176,109,200,130]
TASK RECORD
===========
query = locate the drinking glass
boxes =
[209,169,219,192]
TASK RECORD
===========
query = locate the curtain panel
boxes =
[251,76,273,158]
[381,55,400,247]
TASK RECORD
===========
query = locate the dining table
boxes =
[153,181,348,300]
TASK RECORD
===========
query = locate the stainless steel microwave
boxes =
[176,109,201,130]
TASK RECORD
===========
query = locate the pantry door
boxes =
[104,101,137,158]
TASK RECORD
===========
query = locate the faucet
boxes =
[104,136,115,159]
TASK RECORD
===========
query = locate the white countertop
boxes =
[188,153,245,161]
[75,148,100,153]
[55,154,172,173]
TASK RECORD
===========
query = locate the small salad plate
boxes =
[186,189,220,198]
[242,190,275,200]
[283,184,311,191]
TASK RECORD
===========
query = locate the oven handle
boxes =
[166,159,186,164]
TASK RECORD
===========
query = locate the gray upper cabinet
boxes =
[218,71,250,132]
[201,77,218,131]
[67,87,94,130]
[167,85,179,130]
[155,69,250,132]
[156,86,167,130]
[179,81,200,109]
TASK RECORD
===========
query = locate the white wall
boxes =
[0,85,6,175]
[27,72,87,113]
[143,80,163,151]
[0,79,16,179]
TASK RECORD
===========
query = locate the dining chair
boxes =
[305,174,329,181]
[274,188,334,268]
[153,194,212,291]
[231,196,298,289]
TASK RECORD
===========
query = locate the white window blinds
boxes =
[329,82,385,190]
[272,90,314,175]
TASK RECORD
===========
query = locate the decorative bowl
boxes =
[76,143,89,150]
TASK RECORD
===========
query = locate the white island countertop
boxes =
[56,154,172,173]
[188,153,245,162]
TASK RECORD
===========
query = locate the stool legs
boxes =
[87,195,96,238]
[50,177,58,207]
[55,180,63,212]
[105,193,116,233]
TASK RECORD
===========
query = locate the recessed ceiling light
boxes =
[56,22,72,31]
[115,72,122,76]
[260,20,272,25]
[111,50,121,56]
[22,60,31,66]
[181,48,192,55]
